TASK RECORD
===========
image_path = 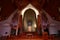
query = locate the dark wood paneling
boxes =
[0,0,60,21]
[0,0,16,21]
[43,0,60,21]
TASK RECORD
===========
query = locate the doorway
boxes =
[23,9,37,32]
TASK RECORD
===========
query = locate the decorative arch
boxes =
[20,4,39,19]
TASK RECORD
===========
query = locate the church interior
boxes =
[0,0,60,40]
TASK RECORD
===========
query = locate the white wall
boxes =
[0,25,11,37]
[49,26,58,35]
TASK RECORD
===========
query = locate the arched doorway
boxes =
[23,9,37,32]
[18,4,41,35]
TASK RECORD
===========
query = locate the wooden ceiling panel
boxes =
[0,0,16,21]
[0,0,60,21]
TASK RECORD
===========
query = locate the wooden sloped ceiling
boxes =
[43,0,60,21]
[0,0,45,21]
[0,0,60,21]
[0,0,17,21]
[15,0,45,10]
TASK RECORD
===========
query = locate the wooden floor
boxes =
[0,35,59,40]
[0,33,60,40]
[0,33,59,40]
[0,35,60,40]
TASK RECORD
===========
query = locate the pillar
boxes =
[37,15,42,35]
[37,15,41,30]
